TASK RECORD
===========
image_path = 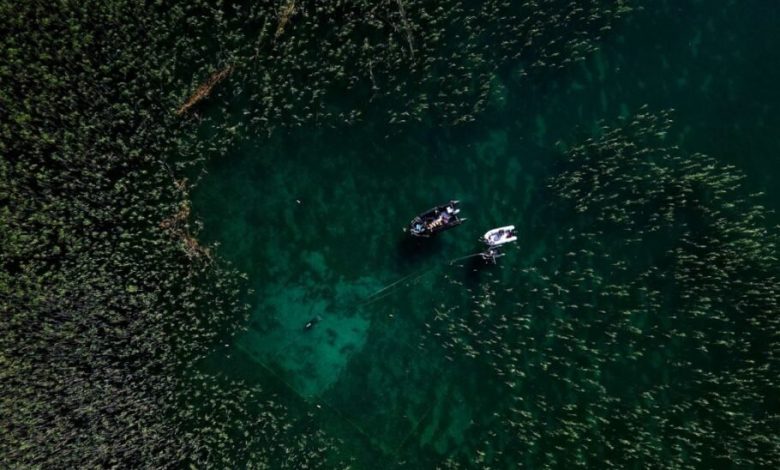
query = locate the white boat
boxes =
[482,225,517,247]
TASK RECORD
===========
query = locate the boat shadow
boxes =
[462,251,499,288]
[396,234,445,270]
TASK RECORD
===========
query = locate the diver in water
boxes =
[304,316,322,331]
[481,247,504,264]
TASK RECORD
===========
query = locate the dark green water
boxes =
[193,1,779,467]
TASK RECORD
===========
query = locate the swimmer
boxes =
[304,316,322,331]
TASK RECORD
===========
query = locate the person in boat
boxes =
[428,210,451,230]
[489,231,502,243]
[407,200,464,237]
[483,225,518,246]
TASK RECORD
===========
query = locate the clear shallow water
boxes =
[193,1,779,467]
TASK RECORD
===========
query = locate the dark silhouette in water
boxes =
[462,249,501,288]
[396,233,444,269]
[480,247,504,265]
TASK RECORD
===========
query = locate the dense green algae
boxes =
[193,1,780,467]
[425,112,780,466]
[3,0,779,468]
[0,1,338,467]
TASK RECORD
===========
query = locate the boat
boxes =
[482,225,517,247]
[407,200,465,237]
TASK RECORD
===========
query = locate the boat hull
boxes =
[408,200,464,237]
[482,225,517,246]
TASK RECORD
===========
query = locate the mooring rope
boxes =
[447,252,484,265]
[355,250,487,308]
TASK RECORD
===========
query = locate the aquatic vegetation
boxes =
[0,1,341,467]
[427,112,780,467]
[192,0,633,134]
[5,0,777,467]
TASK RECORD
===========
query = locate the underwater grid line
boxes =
[243,346,399,456]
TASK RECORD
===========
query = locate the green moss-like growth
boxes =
[428,112,780,467]
[0,1,338,467]
[1,0,635,466]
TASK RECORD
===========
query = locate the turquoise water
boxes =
[193,1,779,467]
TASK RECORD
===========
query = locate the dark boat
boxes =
[407,200,465,237]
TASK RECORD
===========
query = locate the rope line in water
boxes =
[358,267,437,307]
[248,250,488,452]
[447,252,484,264]
[357,287,401,308]
[393,400,437,454]
[356,251,486,308]
[362,267,434,301]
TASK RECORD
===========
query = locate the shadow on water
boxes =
[462,250,499,288]
[396,233,446,270]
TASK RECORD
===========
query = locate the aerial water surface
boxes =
[193,2,779,467]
